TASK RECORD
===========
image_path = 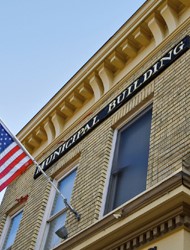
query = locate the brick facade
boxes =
[1,0,190,249]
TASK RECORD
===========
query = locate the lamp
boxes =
[55,225,68,240]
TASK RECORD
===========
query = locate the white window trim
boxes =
[0,216,11,250]
[100,101,153,218]
[0,208,23,250]
[35,178,58,250]
[35,165,78,250]
[99,129,118,219]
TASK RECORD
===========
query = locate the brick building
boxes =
[0,0,190,249]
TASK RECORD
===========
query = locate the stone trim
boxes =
[109,204,190,250]
[54,168,190,250]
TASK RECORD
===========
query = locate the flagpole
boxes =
[32,159,80,221]
[0,119,80,221]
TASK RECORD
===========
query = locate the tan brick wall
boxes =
[147,28,190,188]
[0,25,190,250]
[64,75,154,237]
[0,165,35,249]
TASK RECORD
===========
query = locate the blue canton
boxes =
[0,124,14,153]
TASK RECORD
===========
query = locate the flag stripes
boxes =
[0,122,33,191]
[0,160,32,192]
[0,144,20,166]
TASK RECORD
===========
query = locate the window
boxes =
[2,210,23,250]
[44,169,77,250]
[105,107,152,214]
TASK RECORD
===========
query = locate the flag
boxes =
[0,121,33,191]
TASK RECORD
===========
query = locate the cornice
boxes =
[17,0,190,158]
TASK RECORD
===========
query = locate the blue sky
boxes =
[0,0,146,201]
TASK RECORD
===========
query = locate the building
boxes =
[0,0,190,249]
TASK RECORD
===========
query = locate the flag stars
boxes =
[0,124,14,153]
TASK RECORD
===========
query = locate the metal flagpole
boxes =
[0,119,80,221]
[32,159,80,221]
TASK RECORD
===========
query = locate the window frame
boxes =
[100,103,152,217]
[36,165,78,250]
[0,208,23,250]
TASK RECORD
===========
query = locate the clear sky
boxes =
[0,1,146,201]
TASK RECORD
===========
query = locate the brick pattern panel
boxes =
[147,31,190,187]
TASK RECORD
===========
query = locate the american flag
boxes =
[0,121,33,191]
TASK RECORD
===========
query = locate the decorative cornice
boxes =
[17,0,190,158]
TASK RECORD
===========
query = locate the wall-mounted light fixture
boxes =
[55,226,68,240]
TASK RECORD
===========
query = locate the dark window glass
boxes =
[105,107,152,213]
